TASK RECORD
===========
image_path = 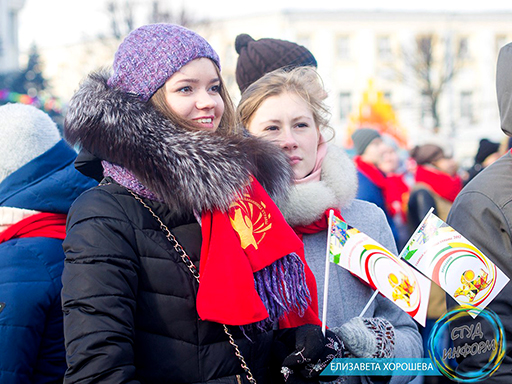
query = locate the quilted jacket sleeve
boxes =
[446,184,512,383]
[61,187,141,384]
[0,239,66,384]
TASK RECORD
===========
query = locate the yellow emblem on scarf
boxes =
[229,193,272,250]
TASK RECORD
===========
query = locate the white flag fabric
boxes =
[328,215,430,326]
[399,210,509,317]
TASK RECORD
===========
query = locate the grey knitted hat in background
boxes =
[351,128,382,156]
[0,103,61,183]
[108,23,221,102]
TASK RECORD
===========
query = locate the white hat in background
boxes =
[0,103,61,183]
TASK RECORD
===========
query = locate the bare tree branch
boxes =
[104,0,197,41]
[385,33,462,133]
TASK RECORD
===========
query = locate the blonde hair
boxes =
[237,66,333,139]
[149,60,238,135]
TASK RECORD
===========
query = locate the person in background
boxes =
[351,128,399,246]
[408,143,462,229]
[445,41,512,384]
[0,103,96,384]
[407,143,462,379]
[464,138,501,185]
[238,66,423,384]
[235,33,317,94]
[61,23,340,384]
[377,136,411,250]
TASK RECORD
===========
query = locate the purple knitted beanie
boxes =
[108,23,221,102]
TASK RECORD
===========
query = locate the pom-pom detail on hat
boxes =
[235,34,255,54]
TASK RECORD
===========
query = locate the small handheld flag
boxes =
[327,215,431,326]
[400,209,509,317]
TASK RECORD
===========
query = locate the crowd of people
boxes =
[0,22,510,384]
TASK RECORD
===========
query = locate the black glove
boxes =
[280,325,345,383]
[282,324,325,367]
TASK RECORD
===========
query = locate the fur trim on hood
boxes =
[64,70,292,214]
[497,42,512,137]
[279,144,358,227]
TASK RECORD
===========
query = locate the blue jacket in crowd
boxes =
[355,169,399,245]
[0,140,96,384]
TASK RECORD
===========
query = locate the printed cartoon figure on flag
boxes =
[327,213,431,326]
[322,208,510,333]
[399,208,509,317]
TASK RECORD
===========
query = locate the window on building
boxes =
[496,35,508,55]
[224,74,236,93]
[339,92,351,120]
[336,35,350,60]
[296,35,311,51]
[224,44,234,66]
[460,91,473,121]
[458,37,469,59]
[9,11,17,45]
[377,36,392,60]
[417,36,432,52]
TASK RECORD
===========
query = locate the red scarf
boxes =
[354,156,387,189]
[415,165,462,203]
[354,155,400,214]
[278,209,345,328]
[197,177,305,326]
[0,212,67,244]
[385,173,410,221]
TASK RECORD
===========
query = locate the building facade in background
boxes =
[197,10,512,162]
[31,9,512,163]
[0,0,25,73]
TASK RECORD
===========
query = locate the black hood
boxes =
[64,70,292,214]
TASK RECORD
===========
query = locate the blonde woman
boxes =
[238,66,423,384]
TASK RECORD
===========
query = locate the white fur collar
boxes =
[280,145,358,227]
[0,207,40,233]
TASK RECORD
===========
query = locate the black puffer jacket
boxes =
[61,71,294,384]
[62,180,276,383]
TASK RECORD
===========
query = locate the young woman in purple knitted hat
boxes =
[61,23,343,384]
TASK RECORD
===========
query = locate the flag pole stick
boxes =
[359,289,379,317]
[398,207,434,258]
[321,209,334,336]
[416,207,434,232]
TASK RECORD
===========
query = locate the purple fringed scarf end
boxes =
[244,252,311,332]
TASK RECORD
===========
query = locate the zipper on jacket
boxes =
[236,374,243,384]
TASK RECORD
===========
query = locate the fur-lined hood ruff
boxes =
[64,70,292,214]
[280,145,358,227]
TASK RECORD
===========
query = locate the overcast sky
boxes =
[18,0,512,50]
